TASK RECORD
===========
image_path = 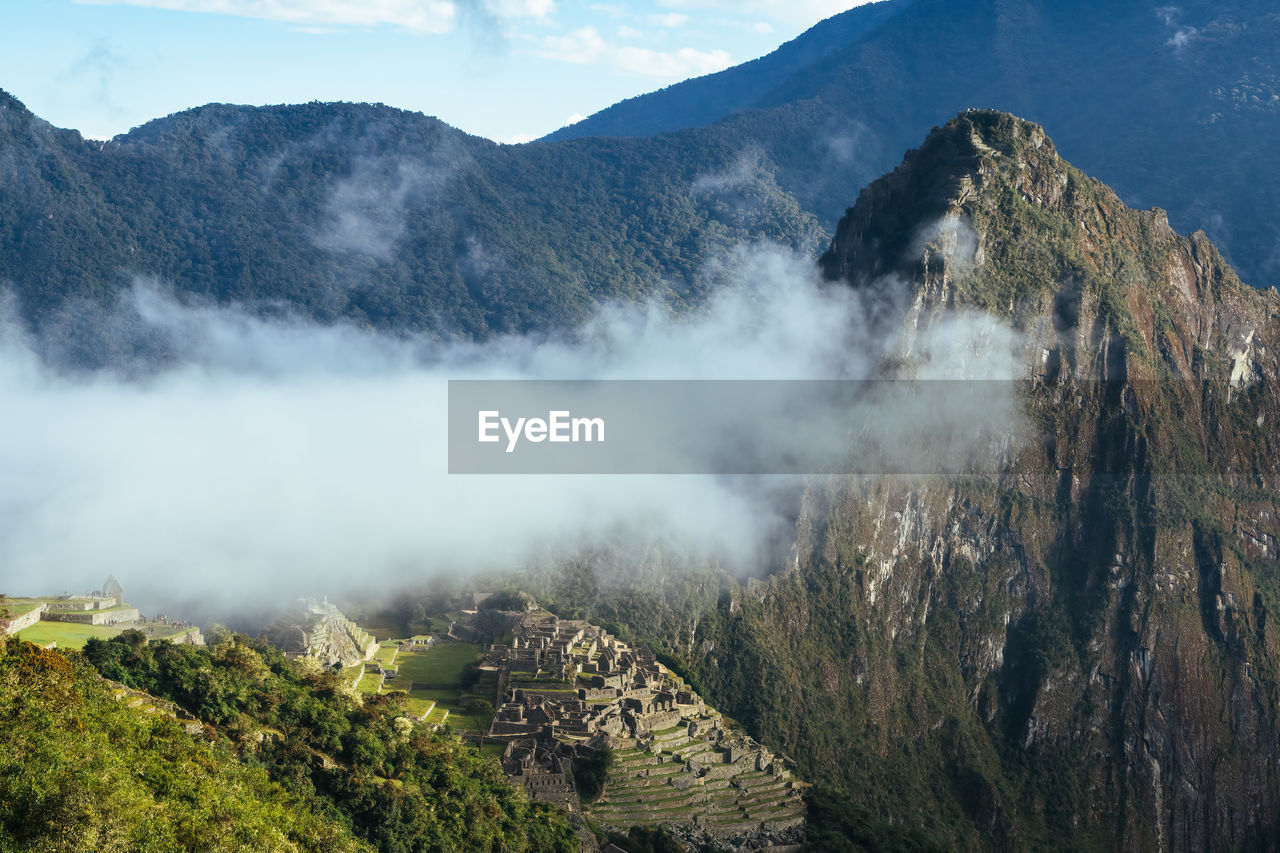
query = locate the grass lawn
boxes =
[15,621,123,649]
[400,692,437,718]
[357,672,384,694]
[374,644,398,667]
[478,742,507,758]
[391,642,483,688]
[368,641,497,730]
[377,643,479,729]
[446,713,486,732]
[2,601,44,620]
[409,688,490,732]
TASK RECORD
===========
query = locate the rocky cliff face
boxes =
[804,109,1280,849]
[536,112,1280,850]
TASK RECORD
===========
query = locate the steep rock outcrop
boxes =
[537,112,1280,851]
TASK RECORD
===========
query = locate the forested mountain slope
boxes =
[529,111,1280,851]
[0,633,577,852]
[0,91,821,351]
[5,0,1280,360]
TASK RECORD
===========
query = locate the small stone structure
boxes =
[0,578,204,645]
[501,737,579,809]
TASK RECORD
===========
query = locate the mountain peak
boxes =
[819,110,1065,289]
[0,89,39,132]
[920,109,1058,162]
[821,110,1276,391]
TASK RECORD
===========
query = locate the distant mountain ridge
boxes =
[0,92,822,354]
[553,0,1280,289]
[2,0,1280,355]
[542,0,913,142]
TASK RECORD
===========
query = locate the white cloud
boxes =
[537,25,608,64]
[492,0,554,16]
[649,12,687,27]
[72,0,554,34]
[617,24,642,38]
[615,44,731,78]
[535,26,731,79]
[1166,27,1197,49]
[656,0,868,27]
[505,132,536,143]
[0,247,1026,611]
[564,112,586,124]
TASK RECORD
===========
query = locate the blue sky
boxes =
[1,0,869,143]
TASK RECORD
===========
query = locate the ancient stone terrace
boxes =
[262,598,378,668]
[591,729,806,847]
[480,611,805,848]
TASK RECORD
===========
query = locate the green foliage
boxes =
[802,786,947,852]
[0,636,373,853]
[466,698,494,718]
[0,94,824,354]
[605,825,685,853]
[573,745,614,803]
[76,633,575,853]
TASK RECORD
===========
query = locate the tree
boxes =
[573,745,614,802]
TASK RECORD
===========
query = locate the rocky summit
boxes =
[535,110,1280,851]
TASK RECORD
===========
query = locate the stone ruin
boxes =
[500,736,579,810]
[0,577,203,646]
[261,598,377,668]
[484,614,709,744]
[473,610,806,849]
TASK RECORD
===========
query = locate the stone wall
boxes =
[44,608,140,625]
[0,604,45,635]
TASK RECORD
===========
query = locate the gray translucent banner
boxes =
[448,380,1027,475]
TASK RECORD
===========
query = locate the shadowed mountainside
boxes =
[529,111,1280,851]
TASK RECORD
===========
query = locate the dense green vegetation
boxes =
[0,92,821,355]
[800,787,948,853]
[0,635,372,852]
[572,744,614,803]
[74,630,576,852]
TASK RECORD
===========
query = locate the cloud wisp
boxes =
[71,0,555,35]
[0,238,1027,619]
[532,25,731,79]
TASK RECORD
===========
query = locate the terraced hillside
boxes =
[592,726,806,843]
[480,609,806,848]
